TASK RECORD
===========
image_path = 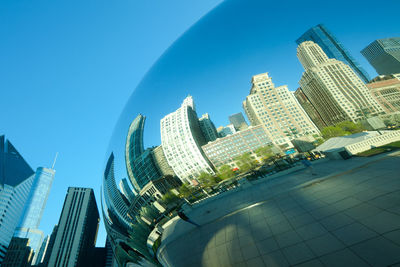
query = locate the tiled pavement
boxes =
[158,152,400,266]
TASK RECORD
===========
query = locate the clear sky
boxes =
[1,0,399,247]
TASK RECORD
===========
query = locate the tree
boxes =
[336,121,364,134]
[178,183,194,198]
[161,191,180,206]
[235,152,258,173]
[255,146,274,163]
[321,126,349,139]
[218,165,235,180]
[198,172,220,187]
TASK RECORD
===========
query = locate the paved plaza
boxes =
[157,151,400,266]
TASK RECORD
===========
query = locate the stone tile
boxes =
[227,247,244,264]
[332,222,378,246]
[282,242,315,265]
[305,233,345,257]
[367,194,400,210]
[287,213,316,229]
[354,188,387,201]
[293,259,324,267]
[284,206,307,219]
[275,230,303,248]
[319,212,354,231]
[296,222,328,240]
[359,210,400,234]
[384,229,400,246]
[238,234,256,247]
[241,243,260,261]
[255,237,280,255]
[350,236,400,266]
[269,220,293,235]
[319,248,369,267]
[261,250,290,267]
[344,203,382,220]
[309,205,340,220]
[246,256,266,267]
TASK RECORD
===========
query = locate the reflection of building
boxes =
[14,167,55,265]
[243,73,319,147]
[2,237,33,267]
[294,87,327,130]
[202,125,272,168]
[0,136,35,263]
[151,145,176,177]
[361,38,400,75]
[160,96,215,184]
[48,187,100,267]
[41,225,58,267]
[297,24,370,83]
[199,113,219,142]
[298,41,385,126]
[366,74,400,113]
[217,124,236,137]
[229,112,248,131]
[119,178,135,203]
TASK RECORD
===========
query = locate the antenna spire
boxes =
[52,152,58,169]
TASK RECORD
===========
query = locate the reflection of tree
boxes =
[255,146,274,163]
[218,165,235,180]
[235,152,257,173]
[198,172,220,187]
[321,121,365,139]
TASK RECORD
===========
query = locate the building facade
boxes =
[297,41,385,126]
[217,124,237,137]
[229,112,249,131]
[294,87,328,130]
[1,237,33,267]
[48,187,100,267]
[296,24,370,82]
[198,113,219,142]
[151,145,176,178]
[243,73,319,147]
[366,74,400,113]
[160,96,215,184]
[202,125,272,168]
[361,37,400,75]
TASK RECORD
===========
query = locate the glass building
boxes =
[229,112,249,131]
[296,24,370,83]
[361,37,400,75]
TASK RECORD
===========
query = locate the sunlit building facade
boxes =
[198,113,219,142]
[298,41,385,126]
[229,112,249,131]
[366,74,400,113]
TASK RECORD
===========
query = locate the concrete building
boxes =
[160,96,215,184]
[229,112,249,131]
[217,124,237,137]
[48,187,99,267]
[297,41,385,126]
[202,125,273,168]
[198,113,219,142]
[297,24,370,83]
[294,87,328,130]
[151,145,176,178]
[366,74,400,113]
[361,37,400,75]
[2,237,33,267]
[243,73,319,147]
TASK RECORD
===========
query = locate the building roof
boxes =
[315,131,383,152]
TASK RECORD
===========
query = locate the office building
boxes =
[217,124,237,137]
[243,73,319,147]
[297,24,370,82]
[202,125,272,168]
[160,96,215,184]
[366,74,400,113]
[297,41,385,126]
[151,145,176,178]
[229,112,249,131]
[294,87,328,130]
[361,37,400,75]
[48,187,99,267]
[14,167,55,264]
[199,113,219,142]
[0,136,35,263]
[119,178,135,203]
[34,235,49,266]
[40,225,58,267]
[1,237,33,267]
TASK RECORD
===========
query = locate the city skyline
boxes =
[1,0,400,248]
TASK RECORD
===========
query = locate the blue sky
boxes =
[1,0,399,247]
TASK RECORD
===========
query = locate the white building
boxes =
[243,73,319,147]
[160,96,215,184]
[298,41,385,126]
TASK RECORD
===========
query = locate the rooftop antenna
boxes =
[51,152,58,170]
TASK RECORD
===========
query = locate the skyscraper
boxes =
[243,73,319,147]
[14,167,55,264]
[297,41,385,126]
[160,96,215,184]
[361,37,400,75]
[229,112,249,131]
[297,24,370,83]
[294,87,328,130]
[48,187,99,267]
[198,113,219,142]
[0,136,35,263]
[1,237,33,267]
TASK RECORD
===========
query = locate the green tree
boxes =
[178,183,194,198]
[218,165,235,180]
[161,191,180,205]
[235,152,258,173]
[198,172,221,187]
[321,126,349,139]
[336,121,364,134]
[255,146,274,163]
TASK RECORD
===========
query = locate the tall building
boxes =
[361,37,400,75]
[48,187,99,267]
[14,167,55,265]
[294,87,328,130]
[229,112,249,131]
[297,41,385,126]
[41,225,58,267]
[202,125,272,168]
[160,96,215,184]
[217,124,237,137]
[243,73,319,147]
[198,113,219,142]
[151,145,176,178]
[366,74,400,113]
[119,178,135,203]
[1,237,33,267]
[297,24,370,82]
[0,136,35,263]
